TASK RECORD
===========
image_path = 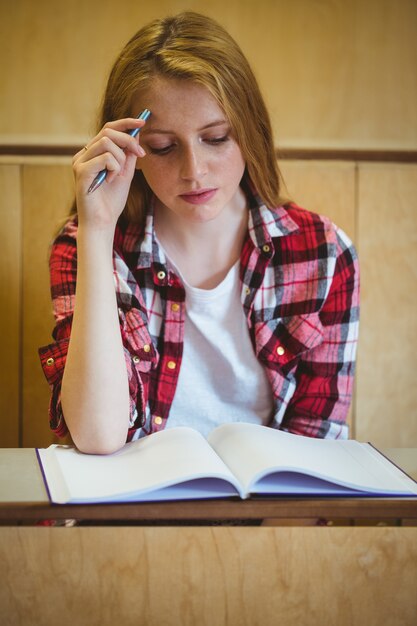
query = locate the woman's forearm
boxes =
[61,225,130,454]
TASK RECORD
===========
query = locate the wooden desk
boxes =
[1,449,416,626]
[0,447,416,524]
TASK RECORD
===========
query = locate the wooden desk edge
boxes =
[1,496,416,522]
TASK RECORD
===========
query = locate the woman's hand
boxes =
[72,117,147,231]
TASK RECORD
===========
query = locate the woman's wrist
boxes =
[76,219,116,253]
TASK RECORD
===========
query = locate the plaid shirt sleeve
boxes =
[279,221,360,438]
[38,219,146,439]
[38,223,76,437]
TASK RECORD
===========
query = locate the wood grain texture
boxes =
[279,160,356,241]
[21,164,74,447]
[0,526,416,626]
[0,0,416,149]
[3,146,417,162]
[356,164,417,447]
[1,497,416,525]
[0,165,21,446]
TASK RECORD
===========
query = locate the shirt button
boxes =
[167,360,176,370]
[143,344,151,353]
[244,287,250,295]
[171,303,180,312]
[154,416,163,425]
[132,355,140,363]
[276,346,285,356]
[157,270,166,281]
[46,357,55,366]
[262,244,270,253]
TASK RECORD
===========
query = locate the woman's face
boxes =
[133,77,246,225]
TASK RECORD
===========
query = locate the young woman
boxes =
[39,11,359,454]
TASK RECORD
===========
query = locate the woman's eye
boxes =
[149,144,174,155]
[206,135,229,145]
[148,135,230,155]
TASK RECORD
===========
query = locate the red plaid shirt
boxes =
[39,188,359,441]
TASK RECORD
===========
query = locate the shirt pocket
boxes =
[254,312,324,376]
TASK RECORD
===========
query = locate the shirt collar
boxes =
[244,177,299,249]
[121,197,166,271]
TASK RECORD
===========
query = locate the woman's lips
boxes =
[179,188,217,205]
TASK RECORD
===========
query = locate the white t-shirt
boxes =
[166,259,274,437]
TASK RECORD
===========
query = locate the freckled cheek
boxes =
[221,144,246,169]
[222,156,246,182]
[138,156,169,181]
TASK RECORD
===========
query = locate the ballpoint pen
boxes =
[87,108,151,194]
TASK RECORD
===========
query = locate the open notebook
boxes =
[37,423,417,504]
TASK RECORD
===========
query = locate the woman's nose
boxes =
[180,145,207,181]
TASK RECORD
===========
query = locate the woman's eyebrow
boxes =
[142,119,229,135]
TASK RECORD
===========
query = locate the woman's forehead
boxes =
[132,77,229,133]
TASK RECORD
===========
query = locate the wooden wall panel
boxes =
[1,526,416,626]
[280,160,356,240]
[0,166,21,446]
[1,0,416,150]
[356,163,417,447]
[22,163,74,448]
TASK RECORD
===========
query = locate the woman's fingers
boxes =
[74,118,148,163]
[83,131,144,161]
[103,116,148,134]
[99,118,148,156]
[73,128,146,190]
